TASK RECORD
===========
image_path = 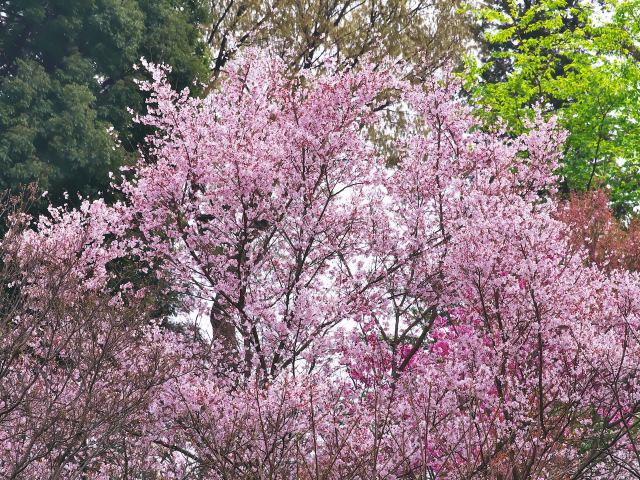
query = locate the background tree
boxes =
[204,0,473,82]
[557,189,640,270]
[0,0,211,205]
[470,0,594,83]
[466,0,640,216]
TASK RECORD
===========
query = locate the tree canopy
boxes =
[0,0,211,203]
[204,0,471,80]
[4,53,640,478]
[466,0,640,216]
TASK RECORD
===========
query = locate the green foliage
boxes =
[466,0,640,216]
[0,0,210,204]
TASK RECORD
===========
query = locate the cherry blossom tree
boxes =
[4,50,640,478]
[0,194,202,479]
